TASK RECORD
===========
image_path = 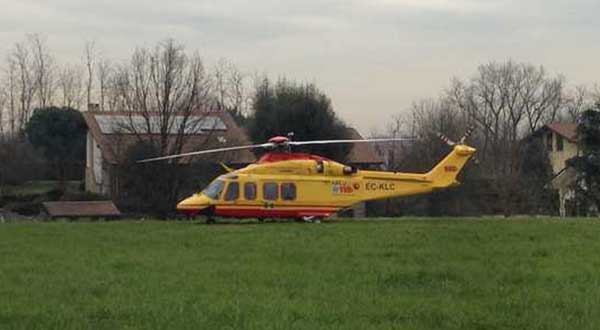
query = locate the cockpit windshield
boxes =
[202,179,225,200]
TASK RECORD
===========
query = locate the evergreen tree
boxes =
[25,107,87,187]
[248,78,351,160]
[567,103,600,214]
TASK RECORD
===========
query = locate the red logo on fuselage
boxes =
[444,165,458,172]
[332,181,354,194]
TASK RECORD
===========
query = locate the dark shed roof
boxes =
[43,201,121,218]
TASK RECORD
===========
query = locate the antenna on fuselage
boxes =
[286,132,295,153]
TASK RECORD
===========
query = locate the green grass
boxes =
[1,219,600,329]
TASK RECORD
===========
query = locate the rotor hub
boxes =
[268,136,290,144]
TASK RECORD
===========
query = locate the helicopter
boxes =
[139,129,476,223]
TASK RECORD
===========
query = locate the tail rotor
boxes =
[437,133,457,147]
[459,125,475,144]
[438,124,476,147]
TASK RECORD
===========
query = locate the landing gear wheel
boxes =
[257,218,265,223]
[206,218,216,224]
[300,216,322,223]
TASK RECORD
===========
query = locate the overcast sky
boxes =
[1,0,599,134]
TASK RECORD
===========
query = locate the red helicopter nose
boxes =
[268,136,290,144]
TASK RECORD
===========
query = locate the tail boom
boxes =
[357,144,476,202]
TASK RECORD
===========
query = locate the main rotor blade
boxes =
[137,143,274,163]
[289,137,414,146]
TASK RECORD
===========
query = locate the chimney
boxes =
[88,103,100,112]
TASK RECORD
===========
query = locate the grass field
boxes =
[1,219,600,329]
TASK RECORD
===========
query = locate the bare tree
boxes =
[562,85,590,122]
[114,40,212,155]
[97,57,112,111]
[3,60,17,136]
[368,113,410,171]
[84,40,95,109]
[0,84,5,136]
[9,42,36,133]
[29,34,55,108]
[58,65,84,108]
[211,58,250,122]
[520,66,564,133]
[110,39,213,215]
[447,61,563,215]
[591,84,600,106]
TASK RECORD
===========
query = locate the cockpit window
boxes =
[203,179,225,200]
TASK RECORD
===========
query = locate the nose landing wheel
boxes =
[206,218,216,224]
[297,216,321,223]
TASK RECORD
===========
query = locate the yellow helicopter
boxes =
[140,130,476,223]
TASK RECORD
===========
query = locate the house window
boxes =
[224,182,239,201]
[556,135,564,151]
[281,183,297,201]
[263,182,278,200]
[546,132,553,151]
[244,182,257,200]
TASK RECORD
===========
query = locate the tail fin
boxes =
[426,145,476,188]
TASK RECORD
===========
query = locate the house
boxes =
[345,127,384,169]
[540,123,578,174]
[83,110,256,197]
[533,123,578,216]
[82,110,382,217]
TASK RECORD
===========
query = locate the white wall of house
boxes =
[545,132,577,174]
[545,131,578,217]
[85,133,110,195]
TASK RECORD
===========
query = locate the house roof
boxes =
[83,110,383,166]
[545,123,578,142]
[83,110,256,165]
[345,127,384,165]
[43,201,121,218]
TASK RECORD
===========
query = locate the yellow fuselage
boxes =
[178,144,476,219]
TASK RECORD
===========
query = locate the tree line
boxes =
[0,35,256,139]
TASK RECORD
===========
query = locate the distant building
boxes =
[532,123,578,216]
[345,127,384,169]
[539,123,578,174]
[83,110,256,197]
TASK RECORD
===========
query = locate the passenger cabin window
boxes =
[263,182,278,200]
[224,182,239,201]
[546,133,553,151]
[556,135,564,151]
[281,183,297,200]
[244,182,257,200]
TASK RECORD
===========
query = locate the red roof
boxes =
[345,128,384,164]
[545,123,577,142]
